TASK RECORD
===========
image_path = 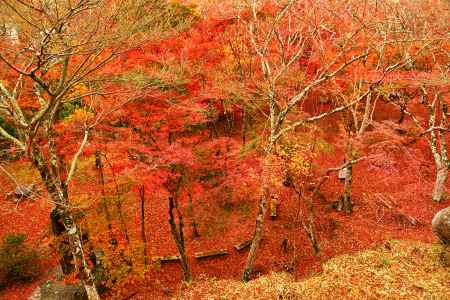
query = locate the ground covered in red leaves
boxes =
[103,119,448,298]
[1,121,448,299]
[0,161,57,300]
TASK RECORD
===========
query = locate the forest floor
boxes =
[0,141,449,299]
[182,240,450,299]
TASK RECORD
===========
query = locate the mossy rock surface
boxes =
[38,281,87,300]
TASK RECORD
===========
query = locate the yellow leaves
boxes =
[0,80,9,87]
[222,44,252,68]
[65,108,94,123]
[277,140,315,177]
[287,154,310,175]
[65,83,89,99]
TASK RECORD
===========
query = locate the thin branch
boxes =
[0,125,25,150]
[274,97,362,142]
[65,128,89,185]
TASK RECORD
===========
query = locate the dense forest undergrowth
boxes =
[0,0,449,299]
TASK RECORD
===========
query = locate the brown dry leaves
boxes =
[180,240,450,300]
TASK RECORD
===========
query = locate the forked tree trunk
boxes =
[168,196,192,282]
[56,203,100,300]
[433,167,448,203]
[292,182,320,256]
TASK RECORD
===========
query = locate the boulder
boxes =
[32,280,87,300]
[432,207,450,244]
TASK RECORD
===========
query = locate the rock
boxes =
[439,247,450,267]
[28,287,41,300]
[35,281,87,300]
[432,207,450,244]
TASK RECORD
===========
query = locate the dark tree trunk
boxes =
[242,105,247,145]
[50,209,74,275]
[168,196,192,282]
[139,185,148,267]
[292,182,320,256]
[187,192,200,238]
[95,151,115,243]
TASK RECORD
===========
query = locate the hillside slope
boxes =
[182,240,450,300]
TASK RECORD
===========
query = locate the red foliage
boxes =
[1,0,449,298]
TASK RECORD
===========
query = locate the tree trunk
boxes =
[58,205,100,300]
[339,164,353,214]
[95,152,115,243]
[337,139,354,214]
[50,209,74,274]
[84,284,101,300]
[139,185,148,268]
[292,182,320,256]
[242,155,271,282]
[168,196,192,282]
[242,105,247,145]
[433,167,448,203]
[31,146,100,300]
[305,193,319,255]
[102,153,130,243]
[187,192,200,238]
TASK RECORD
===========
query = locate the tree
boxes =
[232,0,395,281]
[395,84,450,203]
[0,0,185,297]
[381,1,449,202]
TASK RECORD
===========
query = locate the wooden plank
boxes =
[194,249,228,260]
[152,255,181,263]
[234,239,252,251]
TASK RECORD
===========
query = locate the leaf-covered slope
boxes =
[181,240,450,300]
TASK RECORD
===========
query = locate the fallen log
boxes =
[234,239,252,251]
[194,250,228,260]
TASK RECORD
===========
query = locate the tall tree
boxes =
[234,0,391,281]
[0,0,184,297]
